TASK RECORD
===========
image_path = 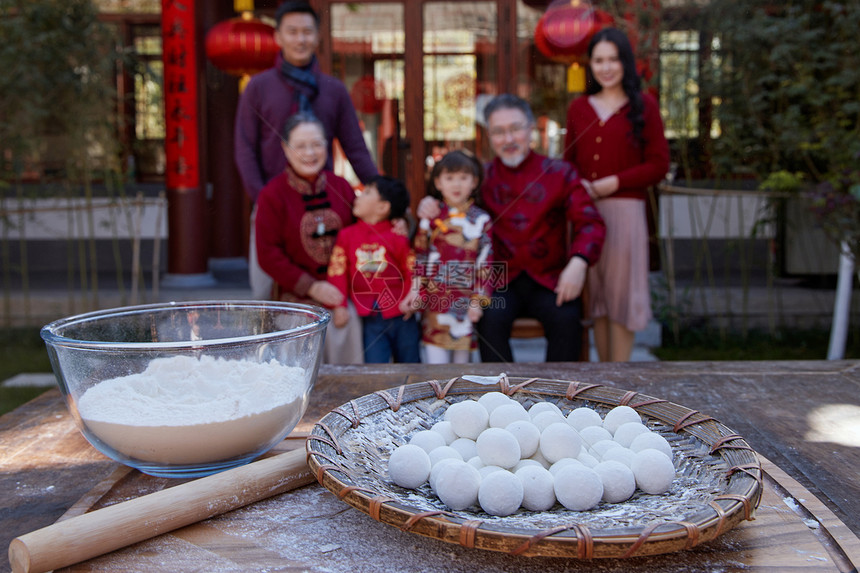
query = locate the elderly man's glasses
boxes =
[488,123,531,140]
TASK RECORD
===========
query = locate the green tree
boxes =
[0,0,129,323]
[0,0,122,183]
[704,0,860,183]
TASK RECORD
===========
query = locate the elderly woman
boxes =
[255,112,363,363]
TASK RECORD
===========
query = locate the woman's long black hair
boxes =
[585,27,645,148]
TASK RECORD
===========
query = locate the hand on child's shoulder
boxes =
[468,305,483,323]
[392,217,409,237]
[417,196,441,220]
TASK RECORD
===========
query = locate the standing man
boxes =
[234,0,377,299]
[419,94,605,362]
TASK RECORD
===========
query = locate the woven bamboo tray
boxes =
[306,375,763,559]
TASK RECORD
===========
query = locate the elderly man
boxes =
[234,0,377,299]
[419,94,605,362]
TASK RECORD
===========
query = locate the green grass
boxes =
[0,327,53,416]
[653,327,860,362]
[0,385,50,416]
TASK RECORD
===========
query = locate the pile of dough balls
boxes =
[386,393,676,517]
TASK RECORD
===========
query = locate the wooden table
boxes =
[3,361,860,572]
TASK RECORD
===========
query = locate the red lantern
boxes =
[534,1,614,63]
[350,75,386,115]
[205,13,279,77]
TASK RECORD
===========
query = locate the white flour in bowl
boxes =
[77,355,307,464]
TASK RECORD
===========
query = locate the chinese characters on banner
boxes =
[162,0,199,190]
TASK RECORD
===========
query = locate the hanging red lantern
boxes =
[350,75,386,115]
[534,1,614,64]
[205,13,279,78]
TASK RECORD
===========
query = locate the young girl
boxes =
[415,150,493,364]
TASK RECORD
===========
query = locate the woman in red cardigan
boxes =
[564,28,670,362]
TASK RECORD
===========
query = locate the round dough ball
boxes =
[479,470,524,516]
[428,445,463,467]
[567,407,603,431]
[409,429,446,453]
[450,437,478,461]
[593,460,636,503]
[504,419,541,459]
[489,402,530,428]
[590,439,622,460]
[630,431,673,461]
[477,391,513,415]
[548,457,582,476]
[539,422,582,463]
[435,460,482,510]
[513,458,542,473]
[388,444,431,489]
[476,427,521,469]
[532,410,567,432]
[578,425,613,446]
[429,457,462,492]
[515,465,556,511]
[601,446,635,468]
[577,451,599,468]
[446,400,489,439]
[528,401,563,420]
[443,400,466,421]
[602,405,642,434]
[631,448,675,494]
[554,465,603,511]
[479,464,505,479]
[467,456,484,470]
[613,421,650,448]
[431,420,458,445]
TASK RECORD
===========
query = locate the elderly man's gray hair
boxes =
[483,94,535,125]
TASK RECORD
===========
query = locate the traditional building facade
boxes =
[93,0,707,281]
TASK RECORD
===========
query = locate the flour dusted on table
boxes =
[76,355,308,464]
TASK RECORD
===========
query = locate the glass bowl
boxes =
[41,300,330,478]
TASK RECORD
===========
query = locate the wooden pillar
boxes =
[161,0,214,285]
[403,1,424,212]
[201,0,244,260]
[499,0,517,95]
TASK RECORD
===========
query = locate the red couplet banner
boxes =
[161,0,199,190]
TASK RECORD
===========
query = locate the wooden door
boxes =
[313,0,517,212]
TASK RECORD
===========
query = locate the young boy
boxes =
[327,176,421,363]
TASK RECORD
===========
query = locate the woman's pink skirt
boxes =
[587,198,652,332]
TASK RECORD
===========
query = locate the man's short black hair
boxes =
[275,1,319,27]
[370,176,410,220]
[483,93,535,126]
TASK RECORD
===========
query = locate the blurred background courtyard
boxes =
[2,0,859,412]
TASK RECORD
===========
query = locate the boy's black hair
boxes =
[275,1,319,27]
[369,176,410,220]
[428,149,484,201]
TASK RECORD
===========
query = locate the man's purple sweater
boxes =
[234,55,378,201]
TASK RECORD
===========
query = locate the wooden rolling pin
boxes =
[9,448,315,573]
